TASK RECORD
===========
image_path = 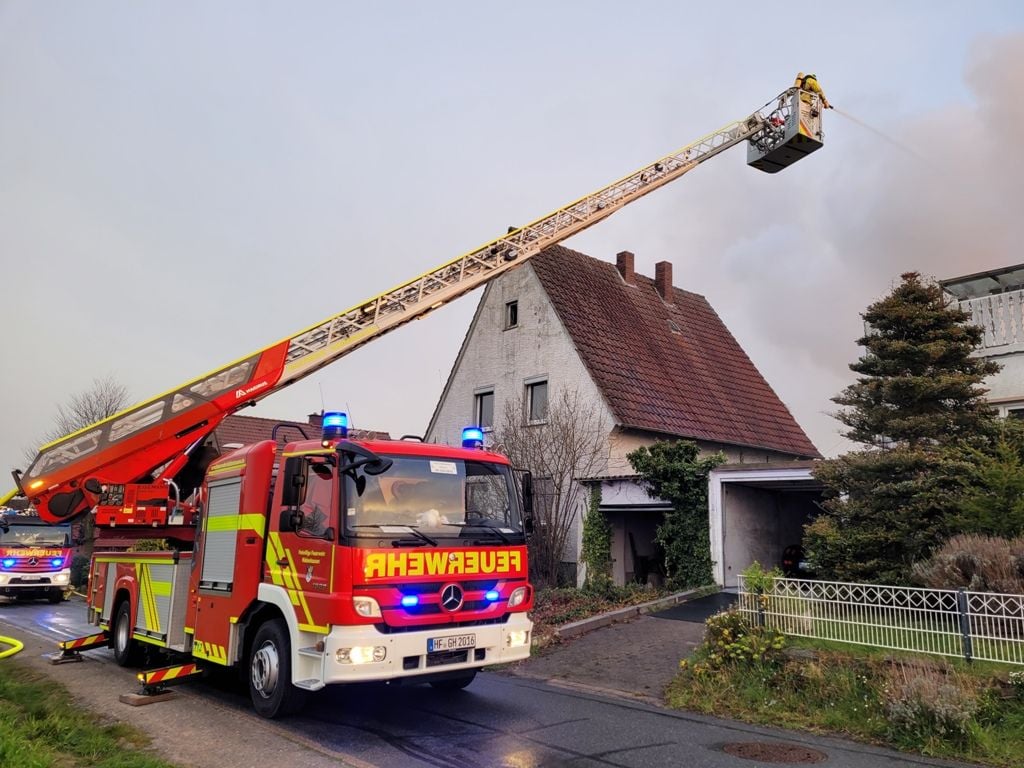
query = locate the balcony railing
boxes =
[957,289,1024,352]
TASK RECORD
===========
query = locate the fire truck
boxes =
[0,509,73,603]
[2,84,824,717]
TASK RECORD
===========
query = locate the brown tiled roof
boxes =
[214,414,390,451]
[530,246,820,458]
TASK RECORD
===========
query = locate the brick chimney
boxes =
[655,261,673,303]
[307,412,323,428]
[616,250,635,285]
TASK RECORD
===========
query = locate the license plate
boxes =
[19,576,41,582]
[427,633,476,653]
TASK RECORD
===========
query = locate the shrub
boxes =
[1009,670,1024,701]
[881,661,982,745]
[685,609,785,674]
[69,555,90,589]
[910,534,1024,593]
[127,538,169,552]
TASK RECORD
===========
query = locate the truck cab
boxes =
[88,420,535,718]
[0,510,73,603]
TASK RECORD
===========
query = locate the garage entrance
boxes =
[709,462,823,588]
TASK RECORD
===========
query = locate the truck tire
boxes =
[248,619,307,718]
[430,670,477,691]
[47,589,63,604]
[112,600,143,667]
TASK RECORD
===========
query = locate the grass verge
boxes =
[0,659,178,768]
[667,610,1024,767]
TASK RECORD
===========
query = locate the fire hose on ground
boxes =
[0,635,25,658]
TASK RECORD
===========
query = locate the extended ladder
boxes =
[9,87,817,524]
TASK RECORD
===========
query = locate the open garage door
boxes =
[709,462,823,588]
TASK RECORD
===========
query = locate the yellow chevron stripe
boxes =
[138,566,156,632]
[283,548,315,627]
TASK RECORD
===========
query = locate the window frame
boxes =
[474,388,495,432]
[505,300,519,329]
[525,378,549,424]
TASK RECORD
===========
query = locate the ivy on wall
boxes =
[580,484,612,593]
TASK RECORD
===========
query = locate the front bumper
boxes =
[308,613,533,685]
[0,568,72,595]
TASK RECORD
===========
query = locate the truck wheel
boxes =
[112,600,142,667]
[47,589,63,604]
[248,619,307,718]
[430,671,477,691]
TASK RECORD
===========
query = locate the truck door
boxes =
[265,454,337,634]
[187,440,274,664]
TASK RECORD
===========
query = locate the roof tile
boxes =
[530,246,820,458]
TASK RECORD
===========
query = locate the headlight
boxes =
[508,586,529,608]
[0,574,8,585]
[506,630,529,648]
[53,571,70,584]
[337,646,386,664]
[352,596,382,618]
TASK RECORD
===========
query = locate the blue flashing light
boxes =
[485,590,500,602]
[1,558,14,569]
[462,426,485,449]
[400,595,419,608]
[51,557,64,568]
[321,411,349,442]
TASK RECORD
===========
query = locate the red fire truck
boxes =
[88,419,533,717]
[0,510,73,603]
[4,83,823,717]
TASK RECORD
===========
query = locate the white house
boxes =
[426,246,822,587]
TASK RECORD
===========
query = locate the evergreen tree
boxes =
[956,420,1024,538]
[806,272,999,583]
[832,272,997,447]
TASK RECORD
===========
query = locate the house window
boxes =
[474,390,495,430]
[505,300,519,329]
[1008,408,1024,420]
[527,379,548,423]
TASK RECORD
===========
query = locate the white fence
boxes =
[737,576,1024,666]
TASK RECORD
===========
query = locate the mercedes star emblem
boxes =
[440,584,463,612]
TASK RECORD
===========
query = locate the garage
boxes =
[708,461,823,588]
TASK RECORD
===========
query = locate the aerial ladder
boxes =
[4,85,825,528]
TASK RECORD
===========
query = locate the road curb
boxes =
[555,586,717,640]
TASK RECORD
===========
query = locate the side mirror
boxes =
[520,470,534,518]
[278,508,304,533]
[514,469,534,535]
[280,456,306,507]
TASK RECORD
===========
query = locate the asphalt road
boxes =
[0,597,974,768]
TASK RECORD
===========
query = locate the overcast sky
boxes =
[2,1,1023,483]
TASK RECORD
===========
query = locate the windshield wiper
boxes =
[441,523,512,543]
[349,524,437,547]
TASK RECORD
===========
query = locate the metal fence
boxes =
[736,576,1024,665]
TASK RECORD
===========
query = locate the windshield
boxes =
[0,523,69,548]
[343,455,522,537]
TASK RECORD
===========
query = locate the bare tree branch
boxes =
[22,375,130,466]
[494,387,608,586]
